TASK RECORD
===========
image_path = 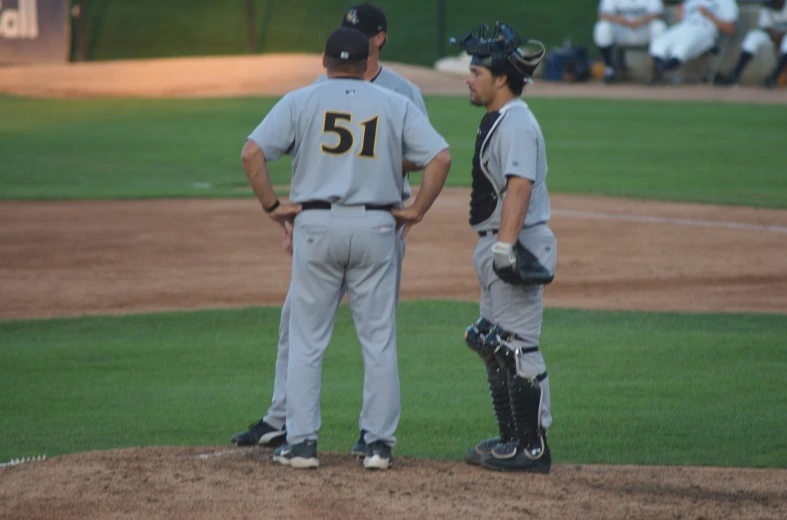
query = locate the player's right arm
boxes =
[243,94,302,226]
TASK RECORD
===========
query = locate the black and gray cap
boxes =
[325,27,370,61]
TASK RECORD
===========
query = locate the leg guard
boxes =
[463,319,516,460]
[484,325,548,460]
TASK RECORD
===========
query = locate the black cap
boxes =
[341,3,387,37]
[324,27,370,61]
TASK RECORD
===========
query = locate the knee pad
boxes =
[464,317,494,357]
[483,325,541,374]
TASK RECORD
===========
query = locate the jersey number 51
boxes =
[321,111,379,159]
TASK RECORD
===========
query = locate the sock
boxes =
[599,45,614,68]
[729,51,753,82]
[664,57,683,71]
[769,53,787,81]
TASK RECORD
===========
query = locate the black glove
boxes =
[492,241,554,286]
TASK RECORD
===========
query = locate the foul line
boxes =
[552,209,787,234]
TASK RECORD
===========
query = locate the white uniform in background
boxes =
[594,0,667,47]
[741,2,787,57]
[649,0,739,63]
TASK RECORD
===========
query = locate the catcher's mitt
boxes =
[492,241,554,286]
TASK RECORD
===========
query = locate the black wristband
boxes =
[263,199,280,213]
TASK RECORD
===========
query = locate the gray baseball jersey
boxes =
[315,66,428,200]
[472,99,551,234]
[248,79,444,206]
[248,77,448,447]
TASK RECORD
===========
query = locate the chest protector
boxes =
[469,111,501,226]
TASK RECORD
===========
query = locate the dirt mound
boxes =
[2,446,785,520]
[1,53,785,103]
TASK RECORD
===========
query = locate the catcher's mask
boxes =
[450,21,545,83]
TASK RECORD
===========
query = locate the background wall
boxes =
[69,0,600,65]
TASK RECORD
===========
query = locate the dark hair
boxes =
[489,62,525,96]
[325,55,367,74]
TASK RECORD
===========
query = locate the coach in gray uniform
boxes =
[241,27,451,470]
[230,2,433,459]
[453,22,557,473]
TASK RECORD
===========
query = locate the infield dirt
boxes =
[1,55,786,520]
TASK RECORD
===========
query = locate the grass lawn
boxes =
[1,95,785,207]
[2,301,785,467]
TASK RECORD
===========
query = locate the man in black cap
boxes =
[231,2,434,462]
[240,26,452,470]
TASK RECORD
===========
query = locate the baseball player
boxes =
[593,0,667,83]
[241,27,451,470]
[648,0,739,84]
[229,3,431,460]
[715,0,787,88]
[451,21,557,473]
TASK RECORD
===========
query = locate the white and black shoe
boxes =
[363,441,393,470]
[272,440,319,469]
[230,419,286,447]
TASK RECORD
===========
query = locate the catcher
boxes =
[453,21,557,473]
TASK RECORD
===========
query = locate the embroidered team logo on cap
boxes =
[345,9,359,25]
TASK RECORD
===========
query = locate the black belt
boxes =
[301,201,394,211]
[477,222,546,237]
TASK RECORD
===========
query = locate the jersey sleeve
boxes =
[648,0,664,16]
[499,124,538,183]
[718,0,739,23]
[247,94,296,162]
[401,100,448,167]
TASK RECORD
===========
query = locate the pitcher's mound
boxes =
[1,446,785,520]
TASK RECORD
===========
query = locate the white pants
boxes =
[741,28,787,56]
[594,19,667,47]
[649,21,718,62]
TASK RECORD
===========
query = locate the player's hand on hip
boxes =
[266,202,302,227]
[390,206,424,239]
[283,221,294,256]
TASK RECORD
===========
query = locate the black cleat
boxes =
[272,440,319,469]
[463,436,502,466]
[351,429,367,458]
[230,419,286,447]
[481,441,552,474]
[363,440,393,470]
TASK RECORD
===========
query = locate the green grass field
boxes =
[2,94,785,470]
[2,95,786,206]
[2,303,786,467]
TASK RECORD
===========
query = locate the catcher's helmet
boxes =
[450,22,545,83]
